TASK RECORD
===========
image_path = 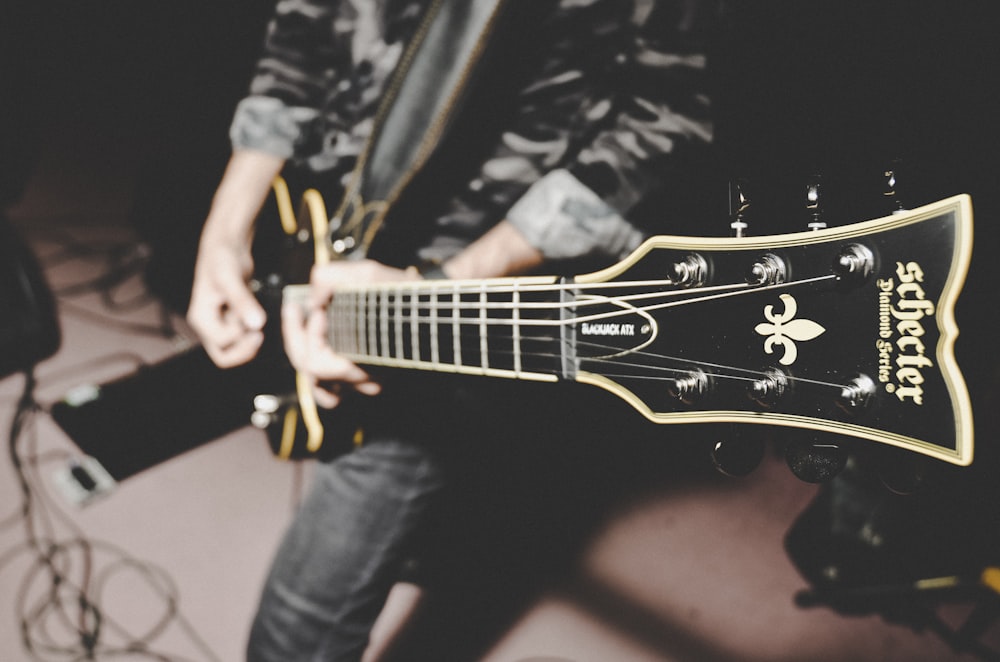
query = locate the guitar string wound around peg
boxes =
[670,253,708,288]
[746,253,787,286]
[833,243,875,286]
[837,374,876,413]
[668,368,708,404]
[749,368,789,408]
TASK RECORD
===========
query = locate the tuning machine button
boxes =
[671,254,708,288]
[837,373,876,413]
[785,438,848,483]
[749,368,789,408]
[668,368,708,404]
[833,243,875,285]
[711,430,766,478]
[746,253,787,286]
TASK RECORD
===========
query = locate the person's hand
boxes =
[281,259,419,407]
[186,149,284,368]
[187,232,266,368]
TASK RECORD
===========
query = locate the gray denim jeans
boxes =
[246,436,446,661]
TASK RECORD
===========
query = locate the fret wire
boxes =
[342,295,350,352]
[344,291,351,355]
[451,283,462,367]
[357,291,363,355]
[380,285,390,359]
[334,295,345,353]
[394,285,404,360]
[410,286,420,362]
[512,281,521,377]
[351,292,363,354]
[430,283,440,366]
[479,283,488,373]
[368,288,378,359]
[328,297,337,352]
[357,290,368,358]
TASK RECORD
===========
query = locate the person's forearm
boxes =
[201,149,286,244]
[437,220,544,280]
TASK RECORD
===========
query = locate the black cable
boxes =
[2,369,223,662]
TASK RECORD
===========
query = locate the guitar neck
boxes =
[290,276,573,384]
[276,195,976,467]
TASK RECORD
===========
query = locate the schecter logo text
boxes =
[876,261,934,405]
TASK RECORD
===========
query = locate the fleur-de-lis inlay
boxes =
[754,294,826,365]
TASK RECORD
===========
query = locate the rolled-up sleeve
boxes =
[507,169,645,262]
[230,96,322,158]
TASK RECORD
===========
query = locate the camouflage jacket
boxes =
[232,0,716,268]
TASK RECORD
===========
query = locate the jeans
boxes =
[246,435,446,662]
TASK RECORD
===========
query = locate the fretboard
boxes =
[287,277,572,383]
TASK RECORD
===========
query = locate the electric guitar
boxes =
[252,183,974,472]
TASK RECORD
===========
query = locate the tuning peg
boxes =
[875,449,930,495]
[729,178,751,237]
[711,433,766,477]
[882,158,907,214]
[785,437,848,483]
[805,174,826,231]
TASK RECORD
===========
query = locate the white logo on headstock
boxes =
[754,294,826,365]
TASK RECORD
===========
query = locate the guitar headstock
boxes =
[571,194,974,467]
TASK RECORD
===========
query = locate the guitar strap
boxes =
[328,0,507,257]
[283,0,507,458]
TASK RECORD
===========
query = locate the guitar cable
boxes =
[0,221,221,660]
[1,369,223,662]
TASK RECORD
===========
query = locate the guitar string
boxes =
[349,278,746,311]
[573,342,850,390]
[337,323,851,392]
[328,274,847,389]
[330,274,837,329]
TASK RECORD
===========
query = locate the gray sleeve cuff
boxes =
[229,96,321,159]
[507,169,646,262]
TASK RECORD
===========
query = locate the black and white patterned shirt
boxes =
[231,0,716,267]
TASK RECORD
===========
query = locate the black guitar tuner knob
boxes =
[711,433,766,478]
[785,438,848,483]
[876,450,929,496]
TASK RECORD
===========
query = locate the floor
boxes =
[2,103,999,662]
